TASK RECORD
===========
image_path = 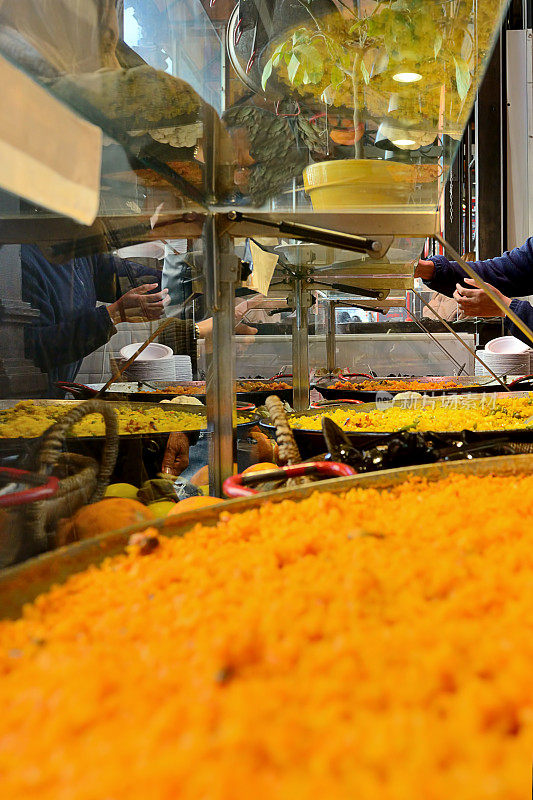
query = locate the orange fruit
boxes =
[190,464,238,486]
[242,462,277,475]
[189,465,209,486]
[56,498,155,546]
[330,121,364,145]
[166,495,222,517]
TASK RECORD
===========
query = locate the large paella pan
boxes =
[1,455,533,799]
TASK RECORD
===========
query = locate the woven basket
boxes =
[0,468,59,569]
[20,400,119,557]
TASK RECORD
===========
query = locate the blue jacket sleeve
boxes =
[93,254,161,303]
[426,238,533,298]
[26,303,115,370]
[504,299,533,346]
[21,248,117,369]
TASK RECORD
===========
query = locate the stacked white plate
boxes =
[474,336,532,378]
[118,343,176,382]
[174,355,193,381]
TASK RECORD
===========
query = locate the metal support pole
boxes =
[326,300,336,375]
[204,216,236,497]
[292,278,310,411]
[475,34,504,258]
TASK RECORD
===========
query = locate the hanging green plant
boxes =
[261,0,506,158]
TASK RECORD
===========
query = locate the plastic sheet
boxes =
[0,0,120,75]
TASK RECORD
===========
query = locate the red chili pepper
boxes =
[246,49,257,73]
[234,18,243,45]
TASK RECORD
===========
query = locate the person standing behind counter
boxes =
[21,244,172,396]
[416,238,533,343]
[21,245,262,397]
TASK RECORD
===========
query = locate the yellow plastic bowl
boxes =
[303,158,434,210]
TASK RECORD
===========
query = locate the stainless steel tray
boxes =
[2,452,533,619]
[261,394,533,450]
[0,399,258,445]
[61,380,294,405]
[313,374,505,401]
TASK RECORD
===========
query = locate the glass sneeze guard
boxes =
[0,0,511,222]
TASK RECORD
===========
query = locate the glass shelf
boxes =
[0,0,510,230]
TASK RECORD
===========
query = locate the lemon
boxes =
[147,500,176,518]
[104,483,139,499]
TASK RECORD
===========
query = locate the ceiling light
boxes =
[392,138,417,147]
[392,71,422,83]
[375,121,434,151]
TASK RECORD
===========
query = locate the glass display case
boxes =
[0,0,510,216]
[0,0,515,507]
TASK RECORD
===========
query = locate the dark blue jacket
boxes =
[427,238,533,345]
[21,245,160,394]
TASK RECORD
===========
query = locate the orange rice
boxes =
[330,378,467,391]
[1,473,533,799]
[139,380,292,396]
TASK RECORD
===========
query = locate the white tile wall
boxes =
[77,321,152,385]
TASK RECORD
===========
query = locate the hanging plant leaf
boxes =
[331,64,345,88]
[321,84,335,105]
[271,43,286,68]
[348,18,364,35]
[261,58,273,92]
[360,59,370,85]
[288,53,301,84]
[433,32,442,59]
[453,56,471,101]
[295,44,324,85]
[292,29,308,46]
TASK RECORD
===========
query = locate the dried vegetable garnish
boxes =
[1,473,533,799]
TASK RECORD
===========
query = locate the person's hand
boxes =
[233,296,292,333]
[414,259,436,281]
[197,295,284,338]
[234,297,260,334]
[195,296,291,346]
[162,432,190,476]
[453,278,511,318]
[107,284,170,324]
[195,315,257,345]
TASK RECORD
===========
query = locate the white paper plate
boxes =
[119,342,173,361]
[485,336,531,354]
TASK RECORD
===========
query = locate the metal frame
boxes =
[475,33,505,259]
[0,193,521,500]
[0,3,523,498]
[203,199,533,493]
[204,218,237,496]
